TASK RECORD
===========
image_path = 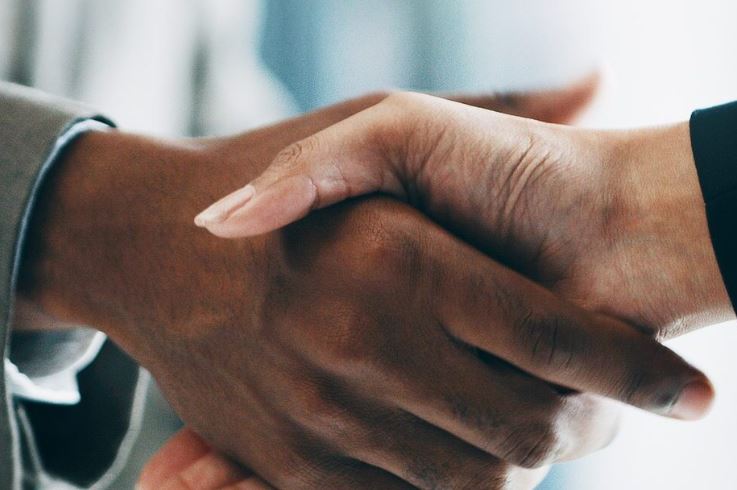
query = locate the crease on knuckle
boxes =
[273,137,320,172]
[291,381,355,441]
[444,393,562,469]
[274,447,336,490]
[445,395,504,443]
[358,218,424,281]
[518,312,577,372]
[456,460,515,490]
[316,309,380,374]
[497,422,562,469]
[618,368,648,406]
[403,454,451,489]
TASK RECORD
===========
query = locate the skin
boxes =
[17,90,712,490]
[184,90,735,488]
[198,92,734,341]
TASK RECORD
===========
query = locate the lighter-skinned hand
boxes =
[197,86,733,346]
[19,85,712,490]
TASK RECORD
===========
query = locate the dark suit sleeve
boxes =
[690,100,737,308]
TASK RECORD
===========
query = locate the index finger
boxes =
[433,234,714,420]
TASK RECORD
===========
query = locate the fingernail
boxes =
[669,381,714,420]
[195,184,255,227]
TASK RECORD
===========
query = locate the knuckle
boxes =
[617,367,649,406]
[460,271,523,339]
[441,391,565,469]
[373,228,422,276]
[469,463,516,490]
[290,381,354,437]
[310,310,412,385]
[444,458,512,490]
[444,395,505,442]
[401,454,451,489]
[405,459,509,490]
[273,136,320,171]
[278,466,331,490]
[517,312,578,372]
[345,208,424,280]
[378,91,443,150]
[497,419,563,469]
[273,449,331,490]
[315,307,381,372]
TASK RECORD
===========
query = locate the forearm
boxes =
[613,122,734,327]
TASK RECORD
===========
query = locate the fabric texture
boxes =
[691,101,737,310]
[9,328,106,405]
[0,81,143,489]
[8,119,110,408]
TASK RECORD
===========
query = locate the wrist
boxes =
[610,123,734,327]
[614,123,702,222]
[17,130,267,361]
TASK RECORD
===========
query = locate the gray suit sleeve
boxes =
[0,82,145,489]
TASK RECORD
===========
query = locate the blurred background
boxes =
[3,0,737,488]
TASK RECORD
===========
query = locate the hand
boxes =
[19,90,709,489]
[138,428,272,490]
[196,89,733,342]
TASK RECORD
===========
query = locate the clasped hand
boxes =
[130,81,730,489]
[20,80,719,489]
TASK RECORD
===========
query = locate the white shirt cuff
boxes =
[8,118,111,405]
[6,332,106,405]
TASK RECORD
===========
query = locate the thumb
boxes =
[195,101,409,239]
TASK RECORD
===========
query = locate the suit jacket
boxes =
[692,101,737,310]
[0,82,143,489]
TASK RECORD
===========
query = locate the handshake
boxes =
[20,77,733,489]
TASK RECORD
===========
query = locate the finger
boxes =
[432,231,714,420]
[441,70,600,124]
[339,408,549,489]
[354,325,619,469]
[138,428,213,489]
[158,451,252,490]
